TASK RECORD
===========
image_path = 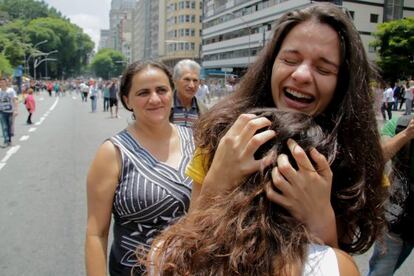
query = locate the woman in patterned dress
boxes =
[85,60,195,275]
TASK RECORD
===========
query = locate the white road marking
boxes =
[0,97,59,173]
[1,145,20,163]
[20,136,30,141]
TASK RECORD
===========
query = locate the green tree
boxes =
[25,17,94,79]
[371,17,414,81]
[90,48,126,79]
[0,20,30,67]
[0,52,12,76]
[0,0,94,79]
[0,0,62,22]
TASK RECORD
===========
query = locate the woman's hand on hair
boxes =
[264,138,338,247]
[202,113,276,196]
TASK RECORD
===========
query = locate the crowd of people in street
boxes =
[381,80,414,121]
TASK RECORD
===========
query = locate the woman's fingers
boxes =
[225,113,257,137]
[238,116,273,148]
[244,128,276,158]
[310,148,333,180]
[287,138,315,172]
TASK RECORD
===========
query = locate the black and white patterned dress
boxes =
[108,126,194,275]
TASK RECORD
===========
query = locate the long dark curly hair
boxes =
[193,3,386,254]
[147,109,340,275]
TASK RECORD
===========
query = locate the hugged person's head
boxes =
[147,109,336,275]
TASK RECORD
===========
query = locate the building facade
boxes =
[130,0,203,68]
[201,0,414,76]
[108,0,136,62]
[98,29,111,50]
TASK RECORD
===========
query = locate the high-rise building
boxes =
[108,0,136,62]
[130,0,203,68]
[201,0,414,77]
[98,30,111,50]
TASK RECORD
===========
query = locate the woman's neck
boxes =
[129,120,174,142]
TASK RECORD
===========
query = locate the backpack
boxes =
[386,115,414,240]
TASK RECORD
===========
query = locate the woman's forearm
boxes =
[85,235,108,276]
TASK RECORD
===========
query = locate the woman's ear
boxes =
[123,95,131,110]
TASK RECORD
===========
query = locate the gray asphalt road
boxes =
[1,94,413,275]
[0,92,129,275]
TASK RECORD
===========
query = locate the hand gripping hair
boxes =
[145,108,337,276]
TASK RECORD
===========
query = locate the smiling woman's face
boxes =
[271,20,341,116]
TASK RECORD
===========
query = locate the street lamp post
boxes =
[25,40,48,76]
[33,50,58,81]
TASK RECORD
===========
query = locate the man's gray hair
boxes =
[173,59,201,81]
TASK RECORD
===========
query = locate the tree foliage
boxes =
[371,17,414,81]
[0,0,94,79]
[0,52,12,76]
[90,48,126,79]
[0,0,62,23]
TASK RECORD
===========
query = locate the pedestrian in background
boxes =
[403,80,413,115]
[85,60,195,275]
[80,81,89,102]
[24,88,35,124]
[89,82,98,113]
[0,78,18,147]
[196,78,210,104]
[102,81,110,112]
[381,83,394,121]
[170,59,207,127]
[109,79,119,118]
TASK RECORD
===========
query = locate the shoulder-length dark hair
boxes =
[194,3,385,254]
[148,109,347,275]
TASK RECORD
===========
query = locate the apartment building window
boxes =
[191,1,196,9]
[185,1,190,8]
[186,15,191,22]
[191,15,195,23]
[370,13,379,23]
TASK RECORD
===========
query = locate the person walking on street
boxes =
[367,113,414,276]
[24,88,35,124]
[80,81,89,102]
[0,78,18,147]
[170,59,207,127]
[102,81,110,112]
[89,82,98,113]
[403,80,413,115]
[381,83,394,120]
[196,79,210,104]
[393,82,401,111]
[109,79,119,118]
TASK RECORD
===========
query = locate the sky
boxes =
[42,0,112,51]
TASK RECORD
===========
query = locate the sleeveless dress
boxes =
[108,126,194,275]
